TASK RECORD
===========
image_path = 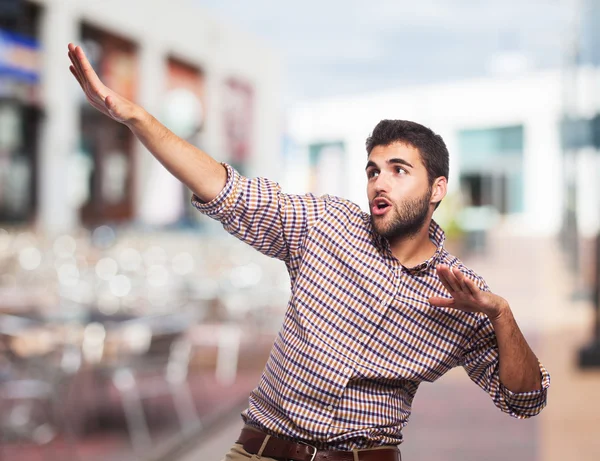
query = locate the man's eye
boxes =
[368,171,379,178]
[396,167,406,174]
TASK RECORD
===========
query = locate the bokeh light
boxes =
[19,247,42,271]
[53,234,77,258]
[96,257,119,281]
[172,251,195,275]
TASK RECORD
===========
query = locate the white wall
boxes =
[32,0,282,234]
[288,70,590,237]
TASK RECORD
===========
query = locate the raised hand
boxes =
[429,264,508,320]
[68,43,142,125]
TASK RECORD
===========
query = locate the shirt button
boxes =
[327,404,334,411]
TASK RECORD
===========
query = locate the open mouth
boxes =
[371,198,392,216]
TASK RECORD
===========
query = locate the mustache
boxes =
[370,194,393,205]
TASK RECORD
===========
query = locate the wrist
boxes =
[125,106,151,130]
[487,298,510,323]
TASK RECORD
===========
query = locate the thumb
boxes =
[104,95,127,123]
[105,94,117,113]
[429,296,455,308]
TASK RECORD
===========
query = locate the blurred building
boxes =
[0,0,282,234]
[288,69,600,241]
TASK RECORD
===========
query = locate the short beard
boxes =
[372,187,432,240]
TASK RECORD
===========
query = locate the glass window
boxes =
[458,125,524,158]
[457,125,524,215]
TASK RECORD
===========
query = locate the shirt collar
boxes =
[371,218,446,274]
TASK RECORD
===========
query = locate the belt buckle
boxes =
[298,441,317,461]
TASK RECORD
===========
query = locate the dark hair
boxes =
[365,120,449,186]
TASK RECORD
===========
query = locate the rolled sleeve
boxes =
[460,313,550,419]
[498,360,550,418]
[189,162,330,265]
[191,163,241,223]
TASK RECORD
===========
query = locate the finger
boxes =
[447,267,464,292]
[69,66,83,88]
[429,296,455,308]
[68,51,84,80]
[452,268,470,292]
[69,47,94,94]
[104,95,119,116]
[436,269,456,296]
[437,265,460,293]
[75,46,102,87]
[68,51,80,78]
[88,98,110,114]
[461,276,480,297]
[68,48,86,82]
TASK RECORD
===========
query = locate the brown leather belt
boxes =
[236,426,401,461]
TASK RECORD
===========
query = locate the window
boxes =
[457,125,524,214]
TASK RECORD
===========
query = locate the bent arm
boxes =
[490,305,541,393]
[432,265,550,417]
[460,312,550,419]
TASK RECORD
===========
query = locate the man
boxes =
[68,43,550,461]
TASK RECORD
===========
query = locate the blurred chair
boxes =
[0,318,82,460]
[104,314,201,458]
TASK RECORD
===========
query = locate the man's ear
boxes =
[431,176,447,206]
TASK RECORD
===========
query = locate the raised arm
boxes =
[67,43,226,203]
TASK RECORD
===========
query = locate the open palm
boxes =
[429,265,506,320]
[68,43,139,124]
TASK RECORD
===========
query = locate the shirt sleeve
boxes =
[459,312,551,419]
[191,163,330,265]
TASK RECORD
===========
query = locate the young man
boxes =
[68,44,549,461]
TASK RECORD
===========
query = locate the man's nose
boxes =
[374,173,389,193]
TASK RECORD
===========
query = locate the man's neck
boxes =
[387,221,437,268]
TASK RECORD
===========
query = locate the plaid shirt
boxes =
[192,163,550,449]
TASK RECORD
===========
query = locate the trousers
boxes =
[220,442,270,461]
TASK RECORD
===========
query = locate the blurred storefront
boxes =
[77,24,138,226]
[142,57,207,228]
[223,77,254,176]
[0,0,282,234]
[0,1,42,224]
[0,2,284,460]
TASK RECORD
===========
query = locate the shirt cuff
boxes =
[499,360,551,417]
[190,163,241,221]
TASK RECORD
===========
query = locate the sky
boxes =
[194,0,576,105]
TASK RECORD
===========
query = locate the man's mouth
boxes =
[371,198,392,216]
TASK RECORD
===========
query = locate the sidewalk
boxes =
[454,232,600,461]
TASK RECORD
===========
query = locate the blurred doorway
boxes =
[78,24,138,226]
[460,173,509,214]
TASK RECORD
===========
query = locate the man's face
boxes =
[366,142,433,240]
